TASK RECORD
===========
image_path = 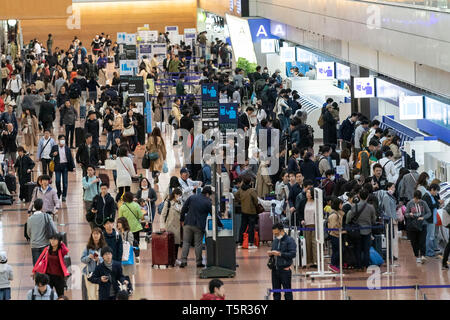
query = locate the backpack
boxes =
[356,150,369,170]
[32,288,55,300]
[298,124,313,148]
[361,131,371,149]
[67,59,74,72]
[139,61,146,71]
[381,160,391,179]
[315,156,328,170]
[254,79,266,97]
[318,109,325,129]
[69,84,80,99]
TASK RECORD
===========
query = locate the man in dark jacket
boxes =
[87,183,117,229]
[89,246,128,300]
[322,104,337,145]
[14,146,35,202]
[84,111,100,146]
[76,133,99,176]
[339,113,357,151]
[288,173,304,215]
[179,110,194,134]
[39,94,56,132]
[268,223,297,300]
[1,123,17,164]
[0,104,18,132]
[102,219,123,262]
[179,186,223,268]
[51,134,75,201]
[287,148,300,174]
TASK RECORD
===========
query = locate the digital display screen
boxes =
[280,46,295,62]
[316,62,335,80]
[425,97,449,127]
[336,63,350,80]
[399,96,424,120]
[296,47,318,65]
[261,39,276,53]
[219,103,238,132]
[353,77,375,98]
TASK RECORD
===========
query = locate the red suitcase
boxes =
[258,212,274,243]
[151,232,175,267]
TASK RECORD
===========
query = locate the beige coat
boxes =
[146,135,167,172]
[160,199,183,244]
[328,209,345,238]
[112,113,124,131]
[256,164,272,198]
[171,103,181,125]
[22,115,39,147]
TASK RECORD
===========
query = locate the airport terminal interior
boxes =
[1,0,450,302]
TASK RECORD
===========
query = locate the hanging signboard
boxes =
[219,103,238,132]
[202,83,219,131]
[117,32,127,44]
[128,76,144,96]
[120,60,138,76]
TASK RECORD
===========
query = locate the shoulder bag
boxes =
[345,202,367,240]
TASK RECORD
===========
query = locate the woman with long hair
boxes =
[389,136,401,160]
[115,146,136,201]
[123,108,138,152]
[80,227,106,300]
[146,127,167,184]
[22,109,39,155]
[152,91,166,128]
[339,148,351,181]
[160,188,183,261]
[297,188,317,268]
[415,172,430,196]
[116,217,136,277]
[32,233,70,297]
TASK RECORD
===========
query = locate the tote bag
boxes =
[122,240,135,265]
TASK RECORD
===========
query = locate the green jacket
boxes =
[168,60,180,73]
[176,80,185,96]
[118,201,143,233]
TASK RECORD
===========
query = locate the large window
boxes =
[352,0,450,11]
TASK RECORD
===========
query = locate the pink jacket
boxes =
[32,242,70,277]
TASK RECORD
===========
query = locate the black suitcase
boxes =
[24,182,37,203]
[75,127,85,148]
[0,193,13,205]
[5,174,16,192]
[99,146,107,165]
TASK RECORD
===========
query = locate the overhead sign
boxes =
[316,62,335,80]
[279,46,295,62]
[399,96,424,120]
[117,32,127,44]
[125,33,137,45]
[270,21,287,38]
[152,43,167,56]
[336,63,350,80]
[138,30,158,43]
[165,26,178,33]
[202,83,219,101]
[120,60,138,76]
[219,103,238,132]
[353,77,375,98]
[248,18,280,42]
[128,76,144,96]
[261,39,276,53]
[202,101,219,130]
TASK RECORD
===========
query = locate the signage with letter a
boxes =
[256,25,268,38]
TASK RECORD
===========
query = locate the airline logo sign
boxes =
[117,32,127,44]
[248,19,287,42]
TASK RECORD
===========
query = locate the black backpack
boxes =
[31,288,55,300]
[69,84,80,99]
[196,167,204,184]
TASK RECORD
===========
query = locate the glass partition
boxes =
[353,0,450,11]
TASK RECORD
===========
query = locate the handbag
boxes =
[407,217,423,232]
[142,153,151,169]
[49,160,55,172]
[122,126,135,137]
[267,256,276,270]
[148,152,159,161]
[163,161,168,173]
[122,241,135,265]
[105,159,116,170]
[44,213,56,240]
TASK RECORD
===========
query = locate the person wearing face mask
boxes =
[320,170,335,197]
[135,178,157,222]
[37,129,56,176]
[268,223,296,300]
[422,184,442,258]
[160,188,183,262]
[51,135,75,202]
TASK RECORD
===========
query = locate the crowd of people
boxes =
[0,28,448,302]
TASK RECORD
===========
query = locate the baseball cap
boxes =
[180,167,189,175]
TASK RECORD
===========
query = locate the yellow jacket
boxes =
[112,113,124,131]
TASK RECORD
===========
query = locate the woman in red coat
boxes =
[32,233,70,297]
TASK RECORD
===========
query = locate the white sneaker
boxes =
[248,245,258,250]
[16,199,21,204]
[416,257,422,264]
[237,245,243,249]
[421,256,427,263]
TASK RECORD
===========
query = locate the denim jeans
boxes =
[113,130,121,140]
[106,131,114,149]
[0,288,11,300]
[55,163,69,198]
[330,235,340,267]
[272,269,293,300]
[65,124,75,148]
[425,222,436,256]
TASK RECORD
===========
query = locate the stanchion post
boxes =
[383,221,394,275]
[339,228,343,284]
[415,285,419,300]
[343,286,348,300]
[264,288,271,300]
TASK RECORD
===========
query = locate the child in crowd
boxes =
[0,251,13,300]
